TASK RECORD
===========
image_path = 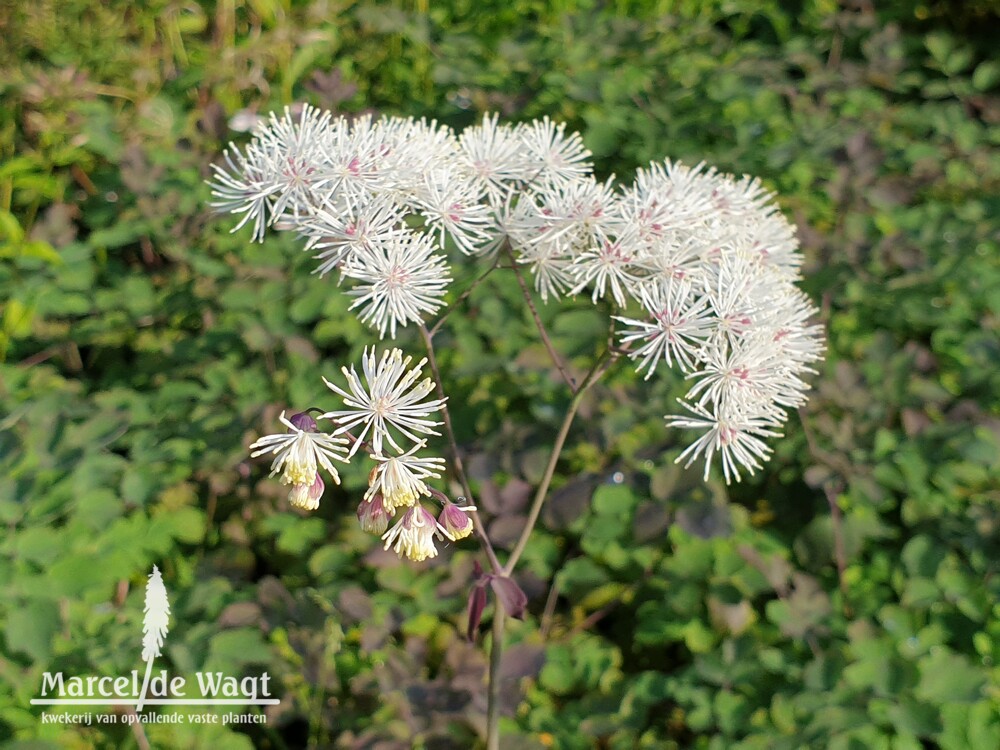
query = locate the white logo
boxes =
[31,566,278,725]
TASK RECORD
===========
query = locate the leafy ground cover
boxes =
[1,1,998,748]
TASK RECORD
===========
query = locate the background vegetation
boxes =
[1,0,998,748]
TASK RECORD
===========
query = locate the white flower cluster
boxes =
[218,106,824,485]
[248,348,475,561]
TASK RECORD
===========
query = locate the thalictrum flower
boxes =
[288,473,325,511]
[215,109,825,487]
[357,493,391,535]
[249,411,349,486]
[301,197,406,277]
[322,348,446,458]
[666,400,783,484]
[568,228,643,306]
[438,500,476,541]
[414,170,495,255]
[381,505,448,562]
[364,445,447,513]
[457,113,531,202]
[615,279,714,377]
[517,117,592,185]
[209,105,335,240]
[342,230,452,339]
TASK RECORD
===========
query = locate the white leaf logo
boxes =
[136,565,171,711]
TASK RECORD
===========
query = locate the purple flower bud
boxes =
[438,501,474,541]
[289,412,318,432]
[357,493,390,535]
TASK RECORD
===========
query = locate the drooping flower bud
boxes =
[288,473,324,511]
[438,501,475,541]
[381,505,445,562]
[357,493,390,535]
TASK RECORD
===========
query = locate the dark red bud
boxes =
[467,584,488,642]
[490,576,528,620]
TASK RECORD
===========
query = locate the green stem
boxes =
[502,350,611,576]
[419,324,502,574]
[486,609,506,750]
[485,350,613,746]
[505,244,575,389]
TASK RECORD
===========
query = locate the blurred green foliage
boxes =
[1,0,999,748]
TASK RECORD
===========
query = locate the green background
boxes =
[1,0,998,748]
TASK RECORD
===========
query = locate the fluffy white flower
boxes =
[615,280,714,376]
[568,228,643,306]
[414,170,495,255]
[209,105,335,240]
[517,117,592,185]
[313,113,393,208]
[321,348,446,457]
[342,230,452,339]
[666,400,784,484]
[630,233,708,291]
[301,197,406,277]
[458,113,531,202]
[684,331,811,417]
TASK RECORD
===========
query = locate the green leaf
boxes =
[915,649,986,704]
[5,599,60,662]
[972,61,1000,91]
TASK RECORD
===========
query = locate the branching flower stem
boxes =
[429,255,502,337]
[486,346,615,750]
[502,348,612,575]
[418,323,502,574]
[505,243,575,390]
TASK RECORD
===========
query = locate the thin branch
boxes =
[502,349,612,576]
[799,409,852,615]
[539,577,561,640]
[486,610,506,750]
[418,323,502,573]
[505,244,575,390]
[429,255,502,337]
[124,707,151,750]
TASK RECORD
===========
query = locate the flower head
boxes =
[322,348,446,458]
[517,117,592,186]
[249,411,349,486]
[365,444,446,513]
[342,230,451,339]
[357,493,391,535]
[289,473,325,511]
[615,280,713,377]
[666,400,783,484]
[438,500,476,541]
[457,113,531,202]
[381,505,448,562]
[208,105,335,241]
